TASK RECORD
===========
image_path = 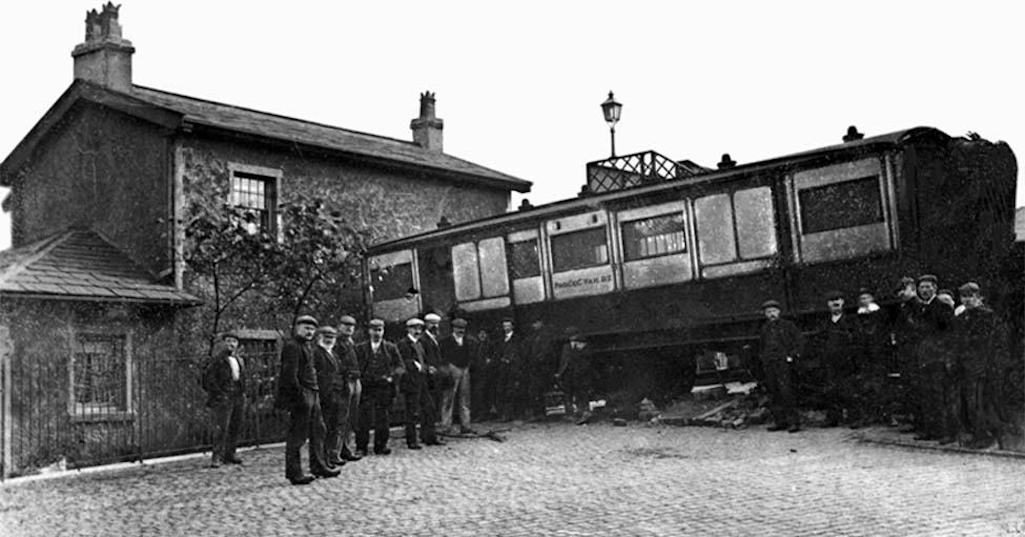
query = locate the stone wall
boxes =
[10,103,171,276]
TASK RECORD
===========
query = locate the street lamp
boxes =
[600,91,622,157]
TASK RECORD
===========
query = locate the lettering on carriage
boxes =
[553,274,613,290]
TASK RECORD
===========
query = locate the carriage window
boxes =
[695,194,737,265]
[551,228,609,272]
[453,238,509,301]
[452,242,481,301]
[621,213,687,261]
[799,176,883,234]
[734,187,777,258]
[478,238,510,298]
[371,262,413,301]
[509,239,541,279]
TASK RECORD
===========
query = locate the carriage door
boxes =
[546,211,615,300]
[507,229,545,304]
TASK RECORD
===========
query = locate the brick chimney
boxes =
[72,3,135,92]
[410,91,444,152]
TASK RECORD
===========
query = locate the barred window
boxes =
[71,334,128,415]
[621,213,687,261]
[230,171,277,233]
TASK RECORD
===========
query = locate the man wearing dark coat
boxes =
[439,318,478,434]
[814,291,859,427]
[854,289,890,424]
[354,319,405,456]
[336,315,363,462]
[396,318,443,448]
[953,282,1010,449]
[493,318,524,421]
[312,326,347,469]
[420,313,446,432]
[758,300,804,433]
[911,274,956,442]
[277,315,340,485]
[554,327,592,414]
[525,319,556,418]
[890,276,921,429]
[205,330,246,468]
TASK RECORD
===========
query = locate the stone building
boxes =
[0,3,529,476]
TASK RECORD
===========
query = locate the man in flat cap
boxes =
[814,290,859,427]
[397,318,441,448]
[439,317,478,434]
[421,313,447,440]
[312,325,347,469]
[854,288,889,425]
[277,315,339,485]
[758,300,804,433]
[204,330,247,468]
[891,276,921,431]
[355,319,405,456]
[555,327,592,416]
[911,274,956,442]
[336,315,363,462]
[953,282,1010,448]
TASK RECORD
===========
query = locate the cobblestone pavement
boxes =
[2,422,1024,537]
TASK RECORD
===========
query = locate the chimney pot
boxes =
[717,153,736,169]
[411,91,444,152]
[518,199,533,211]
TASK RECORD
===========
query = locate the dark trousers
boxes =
[285,388,330,480]
[915,362,955,439]
[321,389,345,462]
[961,375,1003,444]
[211,393,244,462]
[403,383,437,445]
[763,359,799,427]
[356,383,393,452]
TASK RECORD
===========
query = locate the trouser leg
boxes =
[285,393,312,479]
[404,386,421,446]
[321,391,342,462]
[224,394,244,459]
[356,394,372,452]
[307,393,330,474]
[441,370,458,429]
[335,386,352,457]
[340,380,360,455]
[420,386,438,443]
[458,368,472,427]
[374,393,392,451]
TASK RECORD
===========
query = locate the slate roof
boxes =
[0,229,200,305]
[127,85,529,191]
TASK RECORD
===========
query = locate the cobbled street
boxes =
[2,422,1023,537]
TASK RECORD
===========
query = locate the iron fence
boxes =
[3,347,288,478]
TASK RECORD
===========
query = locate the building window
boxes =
[798,176,883,234]
[452,237,510,301]
[71,334,129,416]
[371,262,414,301]
[508,238,541,279]
[551,228,609,272]
[621,212,687,262]
[229,170,278,234]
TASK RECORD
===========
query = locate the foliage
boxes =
[182,186,278,353]
[266,193,370,326]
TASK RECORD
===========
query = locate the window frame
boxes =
[227,163,282,237]
[694,185,778,268]
[549,227,610,273]
[68,331,134,421]
[452,237,510,302]
[619,210,688,262]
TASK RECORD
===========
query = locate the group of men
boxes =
[271,313,496,485]
[758,275,1015,449]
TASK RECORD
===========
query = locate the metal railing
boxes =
[585,151,705,194]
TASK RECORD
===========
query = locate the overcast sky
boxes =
[1,0,1022,251]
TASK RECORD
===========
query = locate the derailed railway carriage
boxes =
[365,126,1020,392]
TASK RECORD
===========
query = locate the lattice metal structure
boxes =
[585,151,704,194]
